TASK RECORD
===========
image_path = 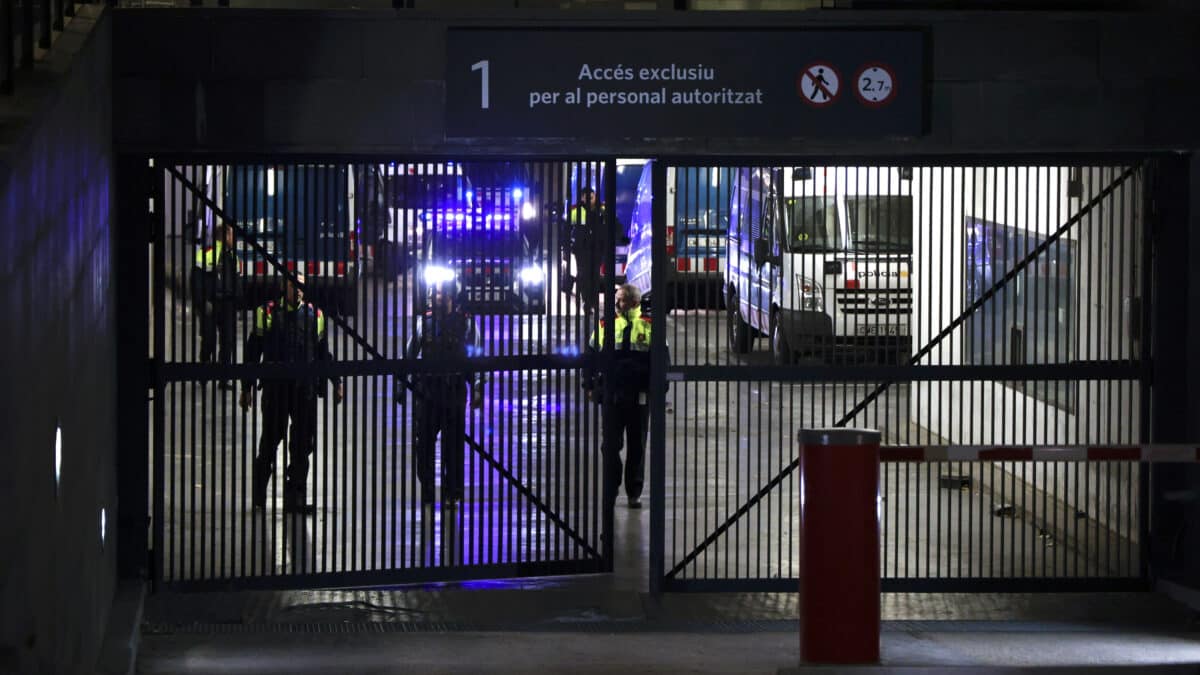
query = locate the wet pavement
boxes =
[137,496,1200,672]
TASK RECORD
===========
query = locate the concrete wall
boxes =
[111,9,1200,155]
[0,7,116,674]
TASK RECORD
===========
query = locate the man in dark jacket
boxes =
[195,223,241,381]
[396,280,485,508]
[568,187,611,314]
[239,273,344,515]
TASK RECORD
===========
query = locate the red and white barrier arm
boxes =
[880,445,1200,463]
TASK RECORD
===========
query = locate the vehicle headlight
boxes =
[797,275,824,311]
[518,264,546,285]
[521,202,537,221]
[423,265,456,285]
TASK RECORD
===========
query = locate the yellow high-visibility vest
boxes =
[589,306,651,352]
[194,240,243,274]
[254,300,327,338]
[195,241,224,270]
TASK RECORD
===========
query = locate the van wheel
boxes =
[727,291,751,354]
[771,311,793,365]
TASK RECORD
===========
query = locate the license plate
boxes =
[687,236,721,249]
[855,325,902,336]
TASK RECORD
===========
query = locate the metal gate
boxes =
[646,159,1155,592]
[147,157,622,589]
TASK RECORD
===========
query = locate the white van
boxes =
[725,166,914,363]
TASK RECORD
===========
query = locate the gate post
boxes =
[116,154,154,581]
[797,427,881,664]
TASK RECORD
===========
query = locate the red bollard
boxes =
[797,427,881,664]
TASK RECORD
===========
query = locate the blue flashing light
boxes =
[421,197,531,231]
[511,187,523,201]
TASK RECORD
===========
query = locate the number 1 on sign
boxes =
[471,59,490,110]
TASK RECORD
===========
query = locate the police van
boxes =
[623,162,733,312]
[725,166,914,363]
[181,164,363,315]
[414,173,546,315]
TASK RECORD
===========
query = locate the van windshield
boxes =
[430,228,530,259]
[225,165,349,232]
[386,174,468,209]
[785,197,841,252]
[846,196,913,253]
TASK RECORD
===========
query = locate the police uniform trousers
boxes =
[413,384,467,504]
[573,252,601,313]
[602,393,649,509]
[253,382,318,507]
[200,299,236,366]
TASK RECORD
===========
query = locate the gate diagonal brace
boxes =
[164,166,600,561]
[665,164,1142,581]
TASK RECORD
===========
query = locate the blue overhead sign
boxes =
[446,29,925,139]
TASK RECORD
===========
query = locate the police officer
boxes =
[568,187,610,314]
[396,280,485,508]
[583,283,663,511]
[240,273,344,515]
[194,222,241,380]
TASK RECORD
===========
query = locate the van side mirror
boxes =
[753,238,770,266]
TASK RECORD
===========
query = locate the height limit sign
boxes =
[855,63,896,107]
